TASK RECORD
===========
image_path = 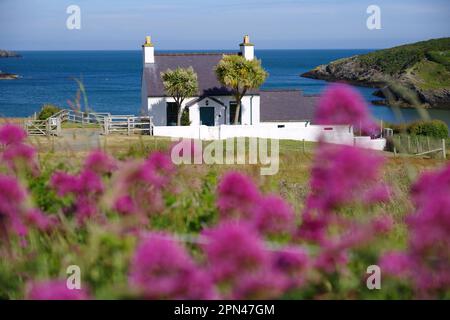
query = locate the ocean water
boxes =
[1,50,449,126]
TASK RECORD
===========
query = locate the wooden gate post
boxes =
[104,117,109,135]
[443,139,447,160]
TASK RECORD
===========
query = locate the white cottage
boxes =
[141,35,263,126]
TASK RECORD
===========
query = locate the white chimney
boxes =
[142,36,154,64]
[239,35,254,61]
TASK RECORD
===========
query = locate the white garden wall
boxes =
[152,123,386,150]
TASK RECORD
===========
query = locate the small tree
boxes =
[38,104,61,120]
[161,67,198,126]
[215,55,267,124]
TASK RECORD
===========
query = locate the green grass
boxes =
[6,134,445,299]
[413,59,450,90]
[357,37,450,75]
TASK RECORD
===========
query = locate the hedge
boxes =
[386,119,449,139]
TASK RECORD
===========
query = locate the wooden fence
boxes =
[24,109,153,136]
[24,118,61,136]
[388,135,447,159]
[104,115,152,135]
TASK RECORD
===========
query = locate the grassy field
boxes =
[27,132,446,218]
[0,129,447,300]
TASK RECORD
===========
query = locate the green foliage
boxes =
[386,119,448,138]
[180,107,191,126]
[408,119,449,138]
[358,37,450,75]
[413,59,450,90]
[161,67,198,126]
[215,55,268,124]
[38,104,61,120]
[426,50,450,70]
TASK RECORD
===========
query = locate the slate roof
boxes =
[144,53,318,122]
[260,90,318,122]
[144,52,259,97]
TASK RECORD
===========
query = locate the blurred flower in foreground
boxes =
[0,123,27,145]
[216,171,261,220]
[27,280,90,300]
[315,83,378,134]
[381,164,450,298]
[129,233,215,299]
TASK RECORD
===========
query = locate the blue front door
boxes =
[200,107,215,126]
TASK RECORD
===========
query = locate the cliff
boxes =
[301,38,450,108]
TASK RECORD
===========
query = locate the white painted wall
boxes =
[354,137,387,150]
[154,123,352,143]
[148,95,260,126]
[152,123,386,150]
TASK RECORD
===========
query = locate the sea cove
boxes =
[1,50,450,127]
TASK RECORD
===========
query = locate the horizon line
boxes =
[6,48,381,52]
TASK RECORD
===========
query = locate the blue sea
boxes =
[1,50,450,126]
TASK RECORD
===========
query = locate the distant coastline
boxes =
[0,72,19,80]
[0,50,21,79]
[0,49,21,58]
[301,38,450,109]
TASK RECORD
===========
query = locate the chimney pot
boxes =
[239,35,254,60]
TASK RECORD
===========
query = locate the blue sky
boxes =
[0,0,449,50]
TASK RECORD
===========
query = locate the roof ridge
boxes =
[260,89,302,92]
[155,52,238,56]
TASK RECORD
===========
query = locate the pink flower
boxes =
[231,270,287,300]
[272,247,309,289]
[253,194,295,236]
[27,280,90,300]
[378,165,450,297]
[202,222,269,284]
[50,171,79,196]
[216,172,261,220]
[0,174,27,217]
[315,83,377,134]
[78,170,104,195]
[314,242,349,274]
[50,169,104,224]
[297,210,330,243]
[307,143,384,212]
[0,124,27,145]
[371,215,394,233]
[379,252,412,277]
[2,143,38,174]
[25,209,58,231]
[84,150,117,174]
[109,155,174,220]
[364,184,391,204]
[114,195,136,215]
[129,233,215,299]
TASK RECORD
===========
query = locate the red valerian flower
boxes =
[84,150,117,175]
[216,171,261,220]
[129,233,215,299]
[315,83,378,134]
[201,222,269,284]
[0,124,27,145]
[381,164,450,297]
[26,280,90,300]
[253,194,295,236]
